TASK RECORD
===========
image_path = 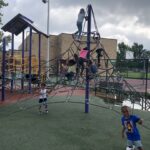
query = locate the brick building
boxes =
[18,32,117,61]
[0,33,117,75]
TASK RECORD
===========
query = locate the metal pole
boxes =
[2,38,6,101]
[47,0,50,78]
[11,33,14,92]
[21,30,25,90]
[106,59,109,100]
[38,34,41,81]
[42,0,50,78]
[85,4,92,113]
[144,59,148,110]
[28,27,32,93]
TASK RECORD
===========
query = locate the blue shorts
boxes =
[127,140,143,149]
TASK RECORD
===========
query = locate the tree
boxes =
[131,42,144,59]
[115,42,130,71]
[0,0,10,51]
[141,50,150,59]
[0,0,8,24]
[117,42,130,60]
[117,42,150,72]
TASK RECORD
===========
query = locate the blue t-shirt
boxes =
[90,65,97,74]
[121,115,141,141]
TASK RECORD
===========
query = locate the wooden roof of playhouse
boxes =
[1,13,48,37]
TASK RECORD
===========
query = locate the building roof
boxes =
[1,13,48,37]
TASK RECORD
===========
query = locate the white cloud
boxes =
[1,0,150,50]
[134,25,150,39]
[50,6,80,33]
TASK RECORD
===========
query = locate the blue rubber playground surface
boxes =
[0,95,150,150]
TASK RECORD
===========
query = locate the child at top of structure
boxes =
[75,8,86,41]
[39,83,48,114]
[121,106,144,150]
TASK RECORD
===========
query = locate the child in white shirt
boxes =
[39,83,48,114]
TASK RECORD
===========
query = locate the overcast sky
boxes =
[1,0,150,50]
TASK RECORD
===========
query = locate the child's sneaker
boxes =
[76,38,81,42]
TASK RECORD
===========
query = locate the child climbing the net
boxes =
[65,59,76,81]
[59,59,68,82]
[78,47,89,76]
[88,60,98,79]
[96,48,103,67]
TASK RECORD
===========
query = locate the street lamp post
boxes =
[42,0,50,78]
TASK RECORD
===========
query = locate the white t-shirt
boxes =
[39,89,47,99]
[68,65,76,73]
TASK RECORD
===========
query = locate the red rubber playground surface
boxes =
[0,78,150,106]
[0,87,86,106]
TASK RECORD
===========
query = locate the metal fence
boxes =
[95,58,150,110]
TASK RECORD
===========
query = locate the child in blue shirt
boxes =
[88,60,97,79]
[121,106,143,150]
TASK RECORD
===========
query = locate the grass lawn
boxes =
[0,96,150,150]
[120,71,150,79]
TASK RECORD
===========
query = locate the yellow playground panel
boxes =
[6,54,39,75]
